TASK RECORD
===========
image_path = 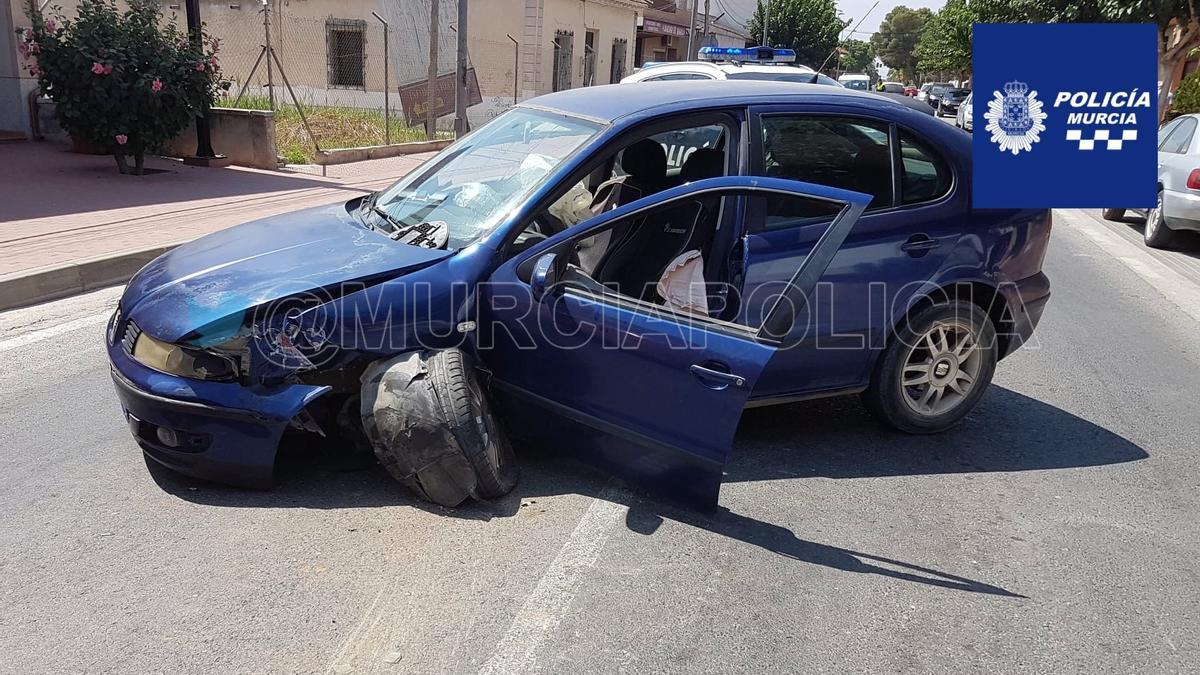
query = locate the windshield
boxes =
[371,108,602,249]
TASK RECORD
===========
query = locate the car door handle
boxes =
[690,364,746,389]
[901,234,940,256]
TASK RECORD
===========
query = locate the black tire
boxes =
[862,300,998,434]
[1143,190,1177,249]
[361,349,517,506]
[1101,207,1126,221]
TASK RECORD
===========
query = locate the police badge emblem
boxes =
[984,81,1047,155]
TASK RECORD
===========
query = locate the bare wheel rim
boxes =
[900,320,984,417]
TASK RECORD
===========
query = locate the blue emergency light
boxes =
[697,46,796,63]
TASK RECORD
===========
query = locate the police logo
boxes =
[984,81,1047,155]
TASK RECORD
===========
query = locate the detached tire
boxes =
[862,300,997,434]
[360,349,518,507]
[1101,207,1126,221]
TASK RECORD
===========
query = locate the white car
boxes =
[955,92,973,132]
[1102,113,1200,248]
[622,47,841,87]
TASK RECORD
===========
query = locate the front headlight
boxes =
[131,331,239,381]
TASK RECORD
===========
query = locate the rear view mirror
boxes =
[530,253,559,302]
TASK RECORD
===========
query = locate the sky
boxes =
[714,0,946,39]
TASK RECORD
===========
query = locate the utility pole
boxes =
[454,0,469,137]
[183,0,222,164]
[702,0,710,47]
[426,0,439,140]
[686,0,699,59]
[263,0,275,110]
[760,0,769,46]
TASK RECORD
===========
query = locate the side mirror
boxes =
[530,252,559,303]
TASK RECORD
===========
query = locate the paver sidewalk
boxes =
[0,142,433,309]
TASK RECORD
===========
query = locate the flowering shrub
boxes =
[22,0,223,174]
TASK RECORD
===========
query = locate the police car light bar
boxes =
[697,46,796,63]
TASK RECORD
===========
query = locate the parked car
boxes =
[955,92,974,131]
[938,88,971,117]
[838,73,871,90]
[107,81,1052,510]
[904,84,918,97]
[879,81,906,94]
[623,46,841,87]
[919,82,953,107]
[1102,113,1200,247]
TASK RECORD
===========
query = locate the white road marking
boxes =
[1058,209,1200,325]
[0,313,109,353]
[479,491,627,675]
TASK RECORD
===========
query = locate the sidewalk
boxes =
[0,142,434,309]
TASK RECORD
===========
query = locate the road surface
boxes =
[1,209,1198,673]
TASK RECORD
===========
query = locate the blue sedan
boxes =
[107,81,1051,509]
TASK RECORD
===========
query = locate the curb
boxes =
[0,244,179,311]
[316,139,453,166]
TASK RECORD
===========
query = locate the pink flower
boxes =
[28,63,40,76]
[45,19,56,33]
[115,134,128,146]
[17,42,28,58]
[209,56,218,69]
[22,28,32,42]
[195,62,205,72]
[91,62,106,75]
[151,78,163,92]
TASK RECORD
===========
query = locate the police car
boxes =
[620,46,842,87]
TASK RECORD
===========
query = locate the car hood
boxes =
[121,202,453,343]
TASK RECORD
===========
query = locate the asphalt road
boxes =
[2,209,1199,673]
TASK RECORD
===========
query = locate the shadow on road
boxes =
[148,385,1143,597]
[1104,211,1200,256]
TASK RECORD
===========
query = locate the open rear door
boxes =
[479,177,869,509]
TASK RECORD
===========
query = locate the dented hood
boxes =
[121,202,453,343]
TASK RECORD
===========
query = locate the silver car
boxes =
[1103,113,1200,248]
[955,92,973,132]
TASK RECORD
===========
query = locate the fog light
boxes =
[155,426,180,448]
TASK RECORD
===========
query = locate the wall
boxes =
[162,107,278,169]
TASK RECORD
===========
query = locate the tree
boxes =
[22,0,222,174]
[971,0,1197,123]
[748,0,846,70]
[870,6,933,83]
[915,0,976,81]
[838,38,878,80]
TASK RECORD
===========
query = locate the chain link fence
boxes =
[198,1,566,164]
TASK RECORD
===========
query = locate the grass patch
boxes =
[217,95,449,164]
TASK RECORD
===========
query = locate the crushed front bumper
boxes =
[108,337,329,487]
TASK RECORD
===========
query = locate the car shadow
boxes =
[149,386,1145,598]
[1107,211,1200,256]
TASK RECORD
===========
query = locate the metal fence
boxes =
[200,1,567,163]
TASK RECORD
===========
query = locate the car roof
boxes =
[631,61,815,78]
[521,80,922,124]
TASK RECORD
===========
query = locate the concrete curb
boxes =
[0,244,180,311]
[316,139,452,165]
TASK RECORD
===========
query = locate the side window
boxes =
[1158,118,1184,149]
[898,132,952,204]
[613,123,727,177]
[760,116,893,208]
[748,191,844,232]
[1161,117,1197,154]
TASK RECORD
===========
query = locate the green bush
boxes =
[1173,71,1200,117]
[23,0,224,174]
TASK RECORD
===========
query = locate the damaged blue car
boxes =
[107,81,1052,510]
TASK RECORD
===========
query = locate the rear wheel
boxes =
[862,301,997,434]
[1144,190,1177,249]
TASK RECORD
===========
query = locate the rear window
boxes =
[727,70,833,85]
[899,131,952,204]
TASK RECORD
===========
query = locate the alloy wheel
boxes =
[1146,193,1164,239]
[900,320,983,417]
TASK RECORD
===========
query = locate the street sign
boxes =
[398,69,482,127]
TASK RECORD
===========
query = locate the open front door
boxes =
[477,177,869,509]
